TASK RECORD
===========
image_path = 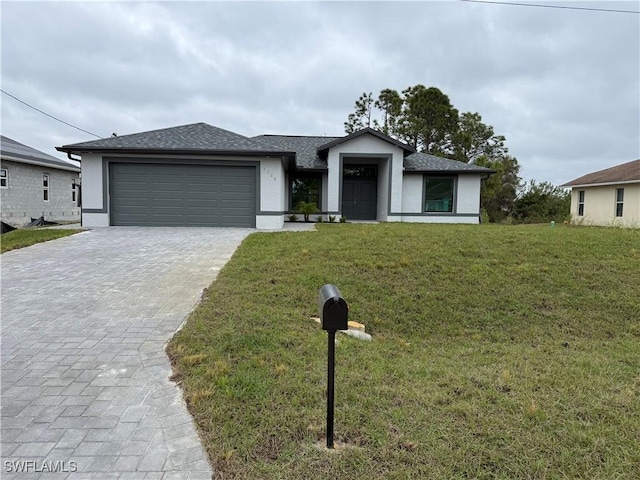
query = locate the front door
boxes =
[342,166,377,220]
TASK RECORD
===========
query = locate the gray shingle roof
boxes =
[404,152,495,173]
[58,123,288,154]
[1,136,80,172]
[56,122,495,175]
[252,134,339,169]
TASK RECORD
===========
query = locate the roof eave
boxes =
[56,146,294,157]
[404,167,496,174]
[561,179,640,188]
[1,154,81,172]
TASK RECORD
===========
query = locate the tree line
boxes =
[344,86,569,223]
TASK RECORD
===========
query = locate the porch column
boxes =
[327,150,341,213]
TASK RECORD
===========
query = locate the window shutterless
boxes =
[615,188,624,217]
[424,177,455,213]
[290,176,321,209]
[43,174,50,202]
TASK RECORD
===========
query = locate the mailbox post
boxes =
[318,284,348,449]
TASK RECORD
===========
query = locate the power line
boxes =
[459,0,640,14]
[1,89,103,138]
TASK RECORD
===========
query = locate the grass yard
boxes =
[1,228,80,253]
[168,224,640,479]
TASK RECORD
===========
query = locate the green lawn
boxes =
[168,224,640,479]
[1,228,81,253]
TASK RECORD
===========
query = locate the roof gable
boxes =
[1,136,80,172]
[562,159,640,187]
[317,128,415,153]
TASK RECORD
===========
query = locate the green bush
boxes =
[295,201,319,222]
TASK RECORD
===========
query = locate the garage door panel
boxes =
[110,163,256,227]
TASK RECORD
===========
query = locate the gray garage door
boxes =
[110,163,256,227]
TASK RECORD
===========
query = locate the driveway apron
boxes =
[1,227,253,479]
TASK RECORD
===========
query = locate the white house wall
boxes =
[377,158,389,221]
[321,172,329,214]
[80,154,109,227]
[81,154,104,209]
[397,172,481,224]
[256,157,285,229]
[401,173,423,213]
[456,174,482,214]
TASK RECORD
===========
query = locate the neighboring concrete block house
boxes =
[1,136,81,226]
[562,159,640,227]
[57,123,493,229]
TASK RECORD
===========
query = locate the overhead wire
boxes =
[459,0,640,14]
[1,89,103,138]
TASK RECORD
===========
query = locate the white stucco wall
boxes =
[571,183,640,227]
[260,158,285,213]
[326,134,404,215]
[401,174,423,213]
[327,152,341,213]
[82,212,110,227]
[400,215,479,224]
[80,154,108,227]
[456,175,482,214]
[257,158,285,229]
[398,172,481,224]
[321,172,329,213]
[377,157,390,220]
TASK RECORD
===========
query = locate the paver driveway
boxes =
[1,227,254,479]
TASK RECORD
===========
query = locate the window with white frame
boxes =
[578,190,585,216]
[43,174,50,202]
[615,188,624,217]
[0,168,7,188]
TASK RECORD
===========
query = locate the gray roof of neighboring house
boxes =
[57,123,289,156]
[1,136,80,172]
[251,134,339,169]
[561,159,640,187]
[404,152,495,173]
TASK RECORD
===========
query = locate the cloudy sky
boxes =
[1,0,638,186]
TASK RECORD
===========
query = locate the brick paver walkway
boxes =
[1,227,254,479]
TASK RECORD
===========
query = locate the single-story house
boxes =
[561,159,640,227]
[1,135,81,226]
[57,123,494,229]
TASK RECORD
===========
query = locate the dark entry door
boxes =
[342,166,377,220]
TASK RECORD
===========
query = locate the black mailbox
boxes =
[318,284,348,331]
